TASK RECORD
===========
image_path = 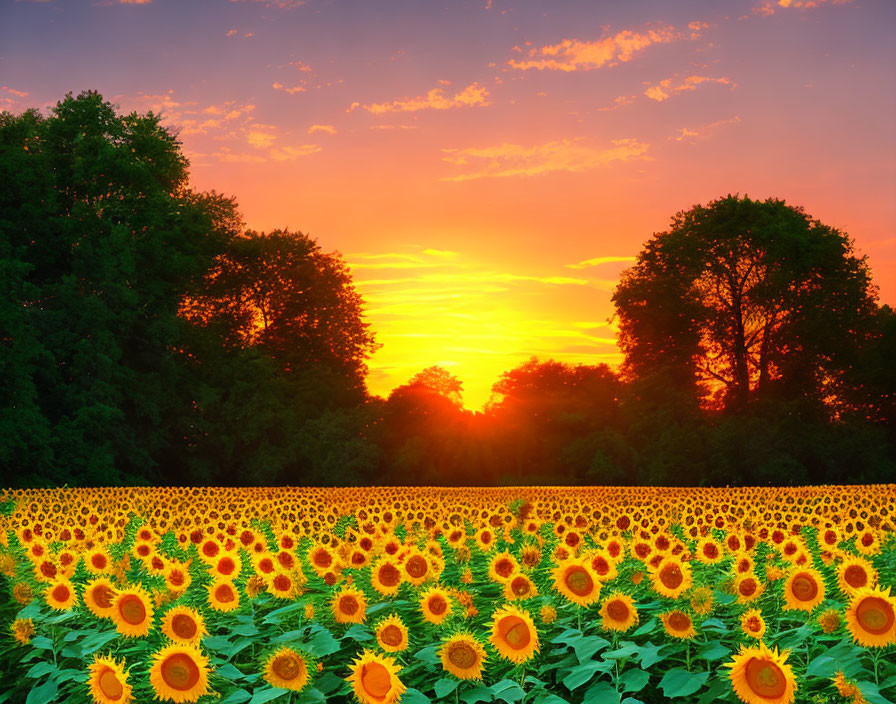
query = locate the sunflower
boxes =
[45,579,77,611]
[474,527,496,553]
[844,586,896,647]
[600,593,639,632]
[695,537,724,565]
[164,562,192,593]
[83,577,118,620]
[726,643,796,704]
[648,556,692,600]
[85,546,113,575]
[207,580,240,613]
[263,647,310,692]
[332,587,368,624]
[268,571,299,600]
[161,606,207,646]
[660,610,696,640]
[854,530,881,557]
[370,557,403,596]
[782,568,825,612]
[733,573,765,604]
[440,634,487,680]
[740,609,766,639]
[88,655,133,704]
[210,553,242,581]
[551,558,601,607]
[419,586,453,625]
[837,556,877,598]
[308,544,337,576]
[488,552,520,583]
[587,550,618,582]
[112,585,154,637]
[375,614,409,653]
[346,650,405,704]
[504,573,538,601]
[149,644,210,703]
[401,550,431,586]
[488,605,539,664]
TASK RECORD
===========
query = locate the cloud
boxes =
[1,86,28,98]
[507,23,696,72]
[753,0,853,14]
[672,116,742,142]
[268,144,321,160]
[229,0,304,8]
[272,61,313,95]
[597,95,637,112]
[308,124,336,135]
[272,82,306,95]
[566,256,636,269]
[247,130,276,148]
[369,124,418,131]
[351,82,490,115]
[441,137,649,181]
[644,74,734,102]
[226,29,238,37]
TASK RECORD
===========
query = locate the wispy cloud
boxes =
[567,256,636,269]
[229,0,304,8]
[441,138,649,181]
[644,74,735,102]
[753,0,853,15]
[507,23,699,72]
[308,124,336,135]
[672,116,742,142]
[349,82,490,114]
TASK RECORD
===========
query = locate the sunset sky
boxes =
[2,0,894,408]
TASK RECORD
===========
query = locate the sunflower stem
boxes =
[686,641,690,672]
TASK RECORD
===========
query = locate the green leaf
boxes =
[807,655,837,678]
[218,690,252,704]
[25,679,58,704]
[603,643,640,660]
[435,678,459,698]
[17,601,42,620]
[659,668,709,698]
[460,685,493,703]
[620,668,650,693]
[296,689,327,704]
[217,663,246,680]
[29,636,54,651]
[491,679,525,703]
[343,624,373,642]
[232,623,259,637]
[562,661,605,691]
[262,601,306,624]
[637,642,668,669]
[402,689,432,704]
[582,682,620,704]
[204,635,233,651]
[79,631,119,655]
[307,628,339,657]
[573,635,609,663]
[248,686,288,704]
[856,681,895,704]
[414,645,441,665]
[697,640,730,662]
[314,672,343,695]
[699,618,728,632]
[26,662,57,679]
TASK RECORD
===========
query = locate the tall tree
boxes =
[613,195,878,411]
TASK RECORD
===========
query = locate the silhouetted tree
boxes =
[613,195,878,412]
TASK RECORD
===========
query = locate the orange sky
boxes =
[2,0,894,408]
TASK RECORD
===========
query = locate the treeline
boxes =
[1,92,893,488]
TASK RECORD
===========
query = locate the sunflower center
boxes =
[380,624,404,647]
[668,611,690,632]
[745,616,762,633]
[98,668,124,701]
[428,595,448,615]
[406,556,428,579]
[565,567,594,596]
[511,577,530,596]
[791,573,818,601]
[703,543,719,559]
[218,557,236,576]
[313,550,332,568]
[40,562,57,579]
[171,614,197,640]
[215,584,235,603]
[739,578,758,597]
[272,653,303,681]
[169,569,185,586]
[119,594,146,625]
[340,595,360,615]
[202,542,219,558]
[378,563,401,587]
[51,584,70,603]
[161,653,201,691]
[745,657,787,698]
[91,584,115,608]
[273,574,290,592]
[498,615,531,650]
[593,557,610,576]
[92,554,107,569]
[137,544,150,556]
[607,600,629,622]
[360,662,392,699]
[495,559,514,578]
[660,564,683,589]
[448,642,478,669]
[857,597,895,635]
[844,565,867,588]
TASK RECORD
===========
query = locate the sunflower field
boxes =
[0,486,894,704]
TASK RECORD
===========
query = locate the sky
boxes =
[2,0,894,409]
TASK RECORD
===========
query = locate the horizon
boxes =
[2,0,894,409]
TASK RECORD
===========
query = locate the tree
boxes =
[613,195,879,412]
[181,229,377,400]
[0,91,239,485]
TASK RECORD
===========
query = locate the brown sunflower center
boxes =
[91,584,115,609]
[161,653,201,691]
[340,595,360,615]
[660,563,683,590]
[92,554,107,569]
[119,595,147,625]
[215,584,235,603]
[448,641,478,669]
[703,543,719,559]
[169,569,185,586]
[511,576,530,596]
[360,662,392,699]
[40,562,57,579]
[428,595,448,616]
[171,613,197,640]
[406,555,428,579]
[380,624,404,647]
[607,599,629,623]
[272,653,303,681]
[51,584,70,603]
[844,565,867,589]
[565,566,594,596]
[378,563,401,587]
[739,578,758,597]
[745,616,762,633]
[273,574,291,592]
[98,668,124,701]
[856,597,895,635]
[498,615,532,650]
[218,557,236,576]
[313,550,332,568]
[494,559,514,578]
[668,611,690,632]
[791,573,818,602]
[593,557,610,576]
[744,657,787,698]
